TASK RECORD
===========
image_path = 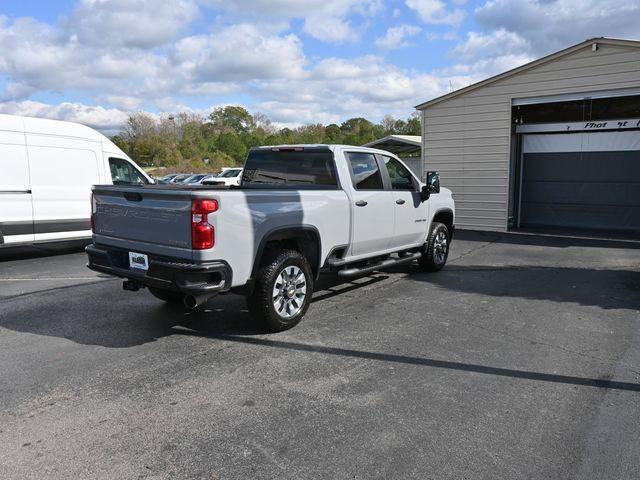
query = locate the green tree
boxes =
[216,132,247,163]
[208,106,254,135]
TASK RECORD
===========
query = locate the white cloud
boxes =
[303,16,360,44]
[475,0,640,55]
[70,0,200,48]
[452,29,530,62]
[0,100,129,133]
[173,24,307,82]
[256,55,448,123]
[406,0,466,26]
[375,24,422,49]
[204,0,381,43]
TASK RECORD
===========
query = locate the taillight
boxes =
[192,198,218,249]
[90,193,95,232]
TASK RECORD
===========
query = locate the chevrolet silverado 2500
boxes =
[86,145,455,331]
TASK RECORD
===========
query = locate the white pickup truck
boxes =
[87,145,455,331]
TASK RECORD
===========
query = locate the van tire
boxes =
[418,222,450,272]
[247,249,314,332]
[149,287,184,306]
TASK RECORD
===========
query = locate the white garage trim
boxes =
[523,130,640,153]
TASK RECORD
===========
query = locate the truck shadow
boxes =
[0,273,389,348]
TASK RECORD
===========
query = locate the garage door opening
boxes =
[518,131,640,234]
[511,94,640,236]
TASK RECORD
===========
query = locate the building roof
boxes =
[415,37,640,110]
[363,135,421,155]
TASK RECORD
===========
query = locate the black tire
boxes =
[149,287,185,306]
[247,249,314,332]
[418,222,450,272]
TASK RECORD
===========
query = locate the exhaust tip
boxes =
[183,295,198,309]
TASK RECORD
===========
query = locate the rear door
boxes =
[27,140,101,241]
[378,155,428,248]
[345,151,395,256]
[0,123,34,245]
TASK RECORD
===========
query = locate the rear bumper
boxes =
[86,244,232,295]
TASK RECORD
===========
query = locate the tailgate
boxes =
[92,185,192,249]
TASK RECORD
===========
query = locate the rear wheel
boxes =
[418,222,450,272]
[149,287,184,306]
[247,249,314,332]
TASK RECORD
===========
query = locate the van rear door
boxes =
[26,137,101,241]
[0,118,34,245]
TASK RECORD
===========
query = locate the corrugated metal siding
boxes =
[422,43,640,231]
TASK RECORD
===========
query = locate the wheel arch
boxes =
[432,209,454,234]
[251,225,322,282]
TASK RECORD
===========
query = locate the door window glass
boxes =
[383,156,415,191]
[109,158,148,185]
[346,152,383,190]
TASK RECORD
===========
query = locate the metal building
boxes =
[417,38,640,235]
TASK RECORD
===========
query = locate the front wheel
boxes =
[247,249,314,332]
[418,222,450,272]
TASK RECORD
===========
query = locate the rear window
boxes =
[241,149,338,189]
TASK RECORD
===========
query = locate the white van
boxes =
[0,114,152,247]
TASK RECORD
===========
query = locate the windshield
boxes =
[184,174,208,183]
[219,169,241,178]
[171,174,191,183]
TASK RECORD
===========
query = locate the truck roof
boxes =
[249,144,395,155]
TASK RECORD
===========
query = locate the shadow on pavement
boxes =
[407,264,640,311]
[456,229,640,250]
[0,273,390,348]
[0,240,89,262]
[171,332,640,393]
[1,264,639,392]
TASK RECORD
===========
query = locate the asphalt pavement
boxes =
[1,231,639,480]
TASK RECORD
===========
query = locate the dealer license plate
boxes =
[129,252,149,271]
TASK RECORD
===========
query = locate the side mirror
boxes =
[427,171,440,194]
[420,185,430,202]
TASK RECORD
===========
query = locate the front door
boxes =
[379,155,429,249]
[345,151,395,256]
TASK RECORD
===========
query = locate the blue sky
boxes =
[0,0,638,133]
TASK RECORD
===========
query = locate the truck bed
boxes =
[91,183,351,286]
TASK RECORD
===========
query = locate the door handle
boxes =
[355,200,368,207]
[395,199,406,205]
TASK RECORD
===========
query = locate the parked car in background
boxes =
[0,114,151,247]
[157,173,180,184]
[183,174,210,184]
[87,145,455,332]
[213,167,243,186]
[169,174,192,183]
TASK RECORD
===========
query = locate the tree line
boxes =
[111,106,421,173]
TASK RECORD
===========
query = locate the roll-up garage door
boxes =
[520,130,640,234]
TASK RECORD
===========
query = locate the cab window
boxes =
[383,156,415,191]
[346,152,383,190]
[109,158,148,185]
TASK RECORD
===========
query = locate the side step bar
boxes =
[337,252,422,278]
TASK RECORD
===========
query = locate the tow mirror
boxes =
[420,171,440,201]
[427,171,440,194]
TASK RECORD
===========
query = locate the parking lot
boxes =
[1,231,639,479]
